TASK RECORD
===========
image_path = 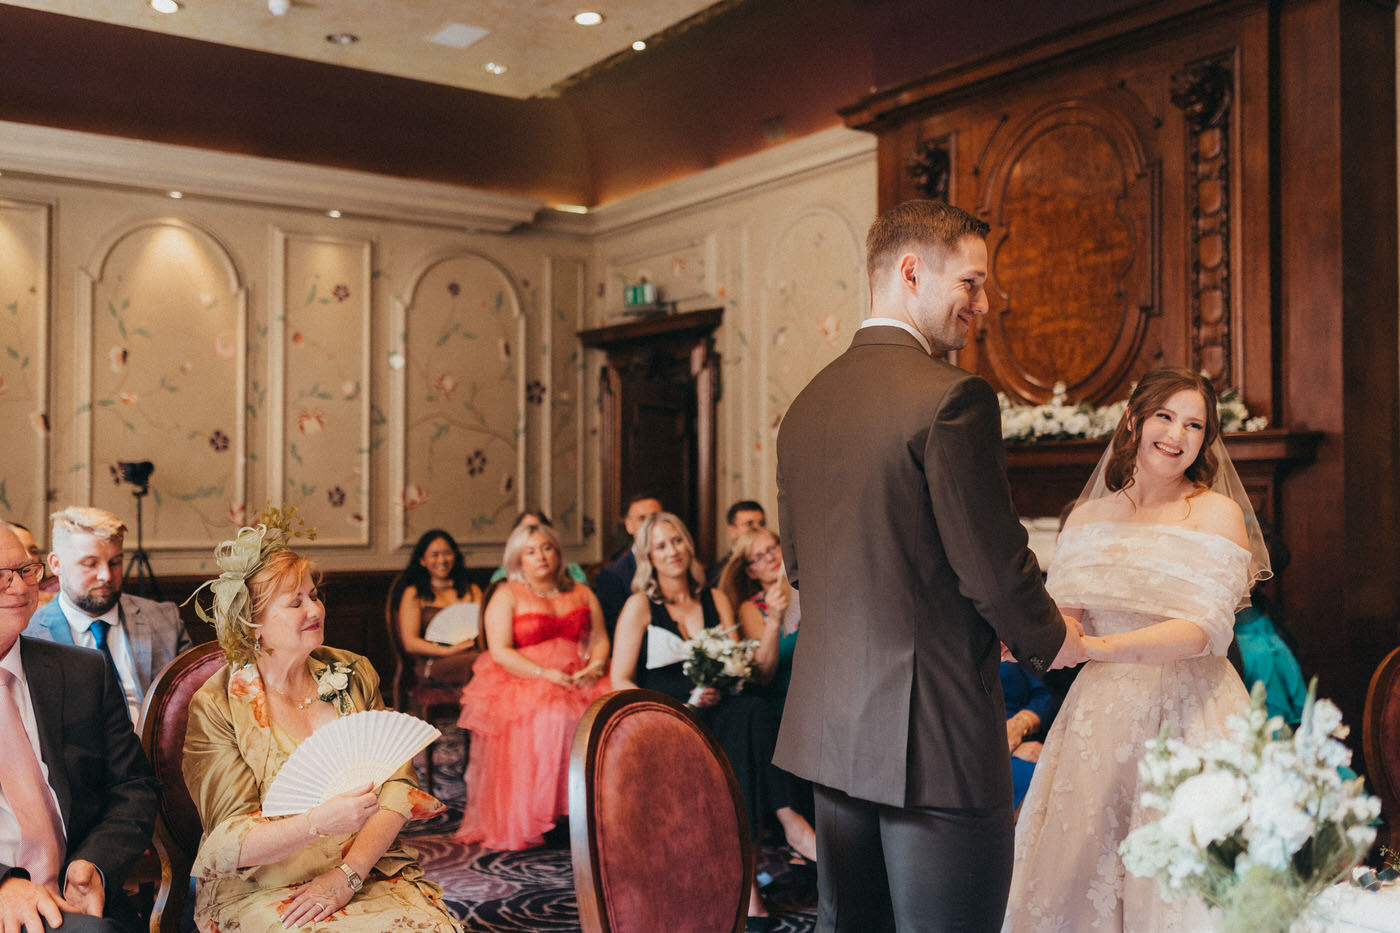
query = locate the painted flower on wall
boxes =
[327,486,346,507]
[497,338,511,362]
[208,429,229,452]
[296,408,327,435]
[526,380,546,404]
[119,391,138,405]
[347,512,365,527]
[400,484,428,510]
[432,373,459,401]
[292,332,305,346]
[109,346,129,373]
[228,502,246,527]
[466,450,486,476]
[447,282,461,297]
[499,473,513,495]
[332,284,350,302]
[214,332,236,360]
[30,413,48,436]
[341,381,359,400]
[817,313,842,347]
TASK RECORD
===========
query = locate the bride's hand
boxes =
[278,866,355,927]
[307,783,379,836]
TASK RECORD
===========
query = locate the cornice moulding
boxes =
[0,121,546,234]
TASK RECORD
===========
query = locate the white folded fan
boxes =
[422,600,480,645]
[261,709,441,817]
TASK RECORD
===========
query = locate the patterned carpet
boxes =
[406,724,818,933]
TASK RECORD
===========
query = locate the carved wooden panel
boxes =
[978,100,1157,403]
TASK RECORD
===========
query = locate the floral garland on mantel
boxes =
[1000,382,1269,444]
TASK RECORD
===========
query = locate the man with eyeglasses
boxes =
[0,524,159,932]
[24,507,191,724]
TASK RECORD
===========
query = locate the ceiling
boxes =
[1,0,727,99]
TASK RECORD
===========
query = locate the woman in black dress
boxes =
[610,512,816,930]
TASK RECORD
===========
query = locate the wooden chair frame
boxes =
[1363,645,1400,854]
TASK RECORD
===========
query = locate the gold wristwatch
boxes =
[337,862,363,892]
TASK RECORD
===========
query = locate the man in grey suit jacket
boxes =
[0,525,159,933]
[24,506,191,723]
[775,201,1086,932]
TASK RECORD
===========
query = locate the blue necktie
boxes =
[90,619,126,691]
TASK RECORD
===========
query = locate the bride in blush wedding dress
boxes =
[1003,369,1272,933]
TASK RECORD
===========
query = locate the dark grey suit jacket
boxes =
[24,592,192,693]
[0,637,159,893]
[774,326,1066,809]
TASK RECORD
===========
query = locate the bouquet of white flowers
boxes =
[1120,680,1380,933]
[681,626,759,708]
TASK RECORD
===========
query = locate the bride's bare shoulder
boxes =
[1063,497,1121,528]
[1189,489,1249,549]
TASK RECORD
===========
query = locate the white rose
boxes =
[323,671,349,692]
[1167,771,1249,846]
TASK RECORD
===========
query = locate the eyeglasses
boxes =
[747,544,781,566]
[0,562,44,588]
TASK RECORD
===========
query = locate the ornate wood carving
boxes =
[977,99,1157,404]
[1171,56,1235,389]
[905,136,952,201]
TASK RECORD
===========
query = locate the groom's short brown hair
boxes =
[866,200,990,280]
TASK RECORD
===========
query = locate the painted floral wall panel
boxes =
[400,254,523,549]
[761,209,865,465]
[607,233,718,315]
[0,199,49,531]
[85,221,244,546]
[549,257,588,546]
[274,231,371,545]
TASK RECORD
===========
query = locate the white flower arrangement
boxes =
[314,659,357,715]
[999,381,1269,443]
[1120,681,1380,933]
[681,626,759,708]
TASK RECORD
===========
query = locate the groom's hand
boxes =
[1049,616,1088,669]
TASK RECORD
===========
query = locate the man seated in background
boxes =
[0,523,160,933]
[592,493,663,635]
[24,506,191,724]
[706,500,767,587]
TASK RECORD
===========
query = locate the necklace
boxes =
[527,583,561,599]
[263,675,317,710]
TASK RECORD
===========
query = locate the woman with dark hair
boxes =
[397,529,482,691]
[1005,368,1272,932]
[611,512,816,930]
[453,521,610,850]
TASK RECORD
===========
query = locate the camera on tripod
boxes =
[116,460,160,600]
[115,460,154,493]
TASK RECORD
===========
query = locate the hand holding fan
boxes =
[262,709,440,817]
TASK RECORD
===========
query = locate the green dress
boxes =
[184,646,459,933]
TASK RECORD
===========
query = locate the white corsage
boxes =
[314,659,356,715]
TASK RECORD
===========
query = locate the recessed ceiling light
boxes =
[632,39,647,51]
[167,190,183,199]
[484,62,507,75]
[326,33,359,45]
[573,11,604,26]
[327,210,342,219]
[149,0,180,14]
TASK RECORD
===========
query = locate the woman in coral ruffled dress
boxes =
[453,521,611,850]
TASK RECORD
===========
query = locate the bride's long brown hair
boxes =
[1104,368,1221,494]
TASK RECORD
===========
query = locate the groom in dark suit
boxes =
[775,200,1086,932]
[0,524,159,933]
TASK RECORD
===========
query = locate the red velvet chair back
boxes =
[1364,645,1400,852]
[137,640,226,933]
[569,688,752,933]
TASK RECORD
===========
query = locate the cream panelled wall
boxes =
[0,122,875,572]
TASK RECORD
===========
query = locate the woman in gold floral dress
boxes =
[184,516,460,932]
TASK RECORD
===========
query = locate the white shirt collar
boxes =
[0,638,24,683]
[860,317,932,355]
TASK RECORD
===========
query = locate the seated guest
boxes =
[719,527,799,719]
[0,524,159,933]
[4,522,56,608]
[26,506,192,723]
[592,493,662,635]
[184,517,458,932]
[1000,643,1058,811]
[397,529,483,691]
[454,521,611,851]
[488,511,587,585]
[705,500,767,588]
[610,512,816,929]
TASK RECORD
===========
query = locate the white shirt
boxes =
[57,592,142,723]
[860,317,932,355]
[0,641,68,870]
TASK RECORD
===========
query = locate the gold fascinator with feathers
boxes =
[186,504,317,668]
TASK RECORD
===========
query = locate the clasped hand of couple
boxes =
[1050,613,1090,670]
[277,782,379,929]
[0,859,105,933]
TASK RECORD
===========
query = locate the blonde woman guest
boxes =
[453,521,611,851]
[184,516,458,932]
[610,512,816,930]
[719,527,801,720]
[397,529,482,690]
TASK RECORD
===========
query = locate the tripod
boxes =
[123,483,162,601]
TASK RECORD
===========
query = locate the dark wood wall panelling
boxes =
[844,0,1399,762]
